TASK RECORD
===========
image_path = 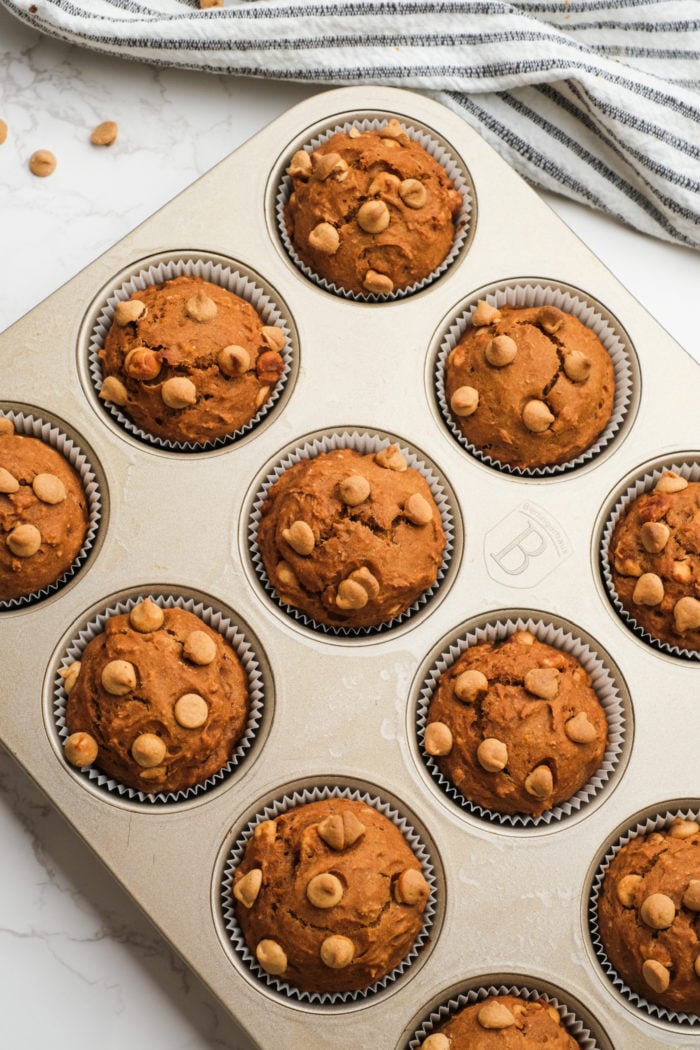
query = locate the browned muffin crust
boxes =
[256,446,446,628]
[598,817,700,1015]
[0,427,89,602]
[424,630,608,818]
[284,118,463,296]
[420,994,580,1049]
[232,796,430,994]
[64,601,249,794]
[444,301,616,469]
[99,275,286,444]
[609,471,700,651]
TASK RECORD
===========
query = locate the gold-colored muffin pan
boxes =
[1,86,699,1050]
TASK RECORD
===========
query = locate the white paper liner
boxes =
[600,459,700,661]
[248,430,455,637]
[408,981,599,1049]
[417,615,626,828]
[53,592,265,805]
[276,115,473,301]
[435,282,634,477]
[589,805,700,1027]
[220,783,437,1006]
[88,255,293,451]
[0,409,102,610]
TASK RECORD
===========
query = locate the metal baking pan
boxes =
[1,85,698,1050]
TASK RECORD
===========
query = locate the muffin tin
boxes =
[1,86,698,1049]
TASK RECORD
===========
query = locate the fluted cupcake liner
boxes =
[435,281,634,477]
[220,782,437,1006]
[53,591,265,805]
[600,458,700,661]
[276,114,473,301]
[408,980,599,1049]
[0,408,102,610]
[417,614,626,828]
[88,254,293,451]
[589,804,700,1027]
[248,429,455,637]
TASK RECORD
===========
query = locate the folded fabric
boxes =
[2,0,699,249]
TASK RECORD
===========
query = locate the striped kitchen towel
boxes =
[2,0,699,249]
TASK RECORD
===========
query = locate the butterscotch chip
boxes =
[640,892,675,929]
[101,659,137,695]
[114,299,147,325]
[522,399,554,433]
[183,630,217,665]
[282,519,315,556]
[90,120,118,146]
[161,376,197,409]
[233,868,262,908]
[655,470,688,493]
[643,959,670,993]
[425,995,578,1047]
[0,464,17,491]
[99,375,128,405]
[478,1001,516,1029]
[338,474,370,506]
[29,149,56,177]
[218,344,250,377]
[450,385,479,417]
[524,764,553,799]
[453,669,488,702]
[477,737,508,772]
[424,721,453,756]
[357,200,390,234]
[173,693,209,729]
[125,346,161,380]
[307,872,344,909]
[128,597,164,632]
[32,473,66,504]
[0,419,15,435]
[616,873,642,907]
[394,868,429,905]
[375,444,407,471]
[421,1036,450,1050]
[524,666,560,700]
[59,661,81,695]
[564,711,597,744]
[0,119,7,145]
[308,222,340,254]
[64,731,98,767]
[485,334,517,367]
[256,939,287,975]
[131,732,166,768]
[362,269,394,295]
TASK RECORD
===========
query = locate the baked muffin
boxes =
[444,300,616,469]
[284,118,463,296]
[424,630,608,818]
[0,421,90,602]
[597,816,700,1015]
[231,796,430,995]
[62,599,249,794]
[256,445,446,629]
[99,274,287,444]
[608,471,700,652]
[419,994,580,1049]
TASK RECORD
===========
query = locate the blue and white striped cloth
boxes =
[2,0,699,248]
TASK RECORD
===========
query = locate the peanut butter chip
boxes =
[282,519,315,556]
[233,868,262,909]
[7,523,41,557]
[683,880,700,911]
[339,474,371,506]
[399,178,428,208]
[0,419,14,434]
[524,764,553,799]
[394,868,429,906]
[655,471,688,493]
[368,171,400,196]
[564,712,597,744]
[674,596,700,633]
[101,659,137,695]
[538,305,565,334]
[405,492,433,525]
[256,939,287,975]
[450,385,479,417]
[183,630,217,665]
[670,817,700,838]
[380,118,411,145]
[641,892,676,929]
[454,669,488,703]
[307,872,344,909]
[29,149,56,177]
[357,199,391,234]
[276,560,299,591]
[161,376,197,409]
[317,811,366,851]
[287,149,312,178]
[173,693,209,729]
[218,344,250,377]
[477,737,508,773]
[64,731,98,767]
[90,120,118,146]
[471,300,501,326]
[254,819,277,843]
[524,666,560,700]
[513,630,535,646]
[129,598,164,632]
[59,661,81,695]
[99,376,128,406]
[308,221,340,255]
[311,150,348,181]
[640,521,671,553]
[632,572,664,606]
[424,721,453,756]
[31,472,66,504]
[421,1036,450,1050]
[114,299,147,325]
[185,291,217,322]
[261,326,285,352]
[320,935,354,970]
[375,444,407,471]
[362,269,394,295]
[563,350,592,382]
[478,1001,516,1029]
[336,567,380,610]
[0,467,19,493]
[617,873,643,907]
[131,733,166,768]
[642,959,670,993]
[485,334,517,367]
[522,399,554,433]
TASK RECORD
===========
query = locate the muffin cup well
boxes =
[589,804,700,1028]
[416,614,627,828]
[435,281,635,477]
[0,407,102,610]
[87,254,294,452]
[248,429,456,637]
[53,592,265,805]
[600,458,700,660]
[276,114,473,301]
[219,782,437,1006]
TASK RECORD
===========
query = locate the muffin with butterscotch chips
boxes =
[283,118,464,296]
[418,994,581,1049]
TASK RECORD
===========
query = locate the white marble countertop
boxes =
[1,7,699,1048]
